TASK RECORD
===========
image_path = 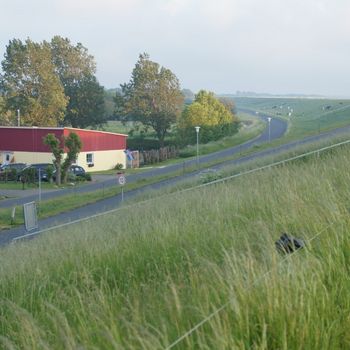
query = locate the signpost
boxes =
[23,201,38,231]
[117,173,126,202]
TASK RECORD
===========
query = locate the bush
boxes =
[127,137,175,151]
[177,122,239,147]
[0,169,17,182]
[84,173,92,181]
[199,169,223,184]
[178,146,196,158]
[20,167,36,184]
[114,163,123,170]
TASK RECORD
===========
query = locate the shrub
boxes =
[177,122,239,147]
[114,163,123,170]
[84,173,92,181]
[199,169,222,183]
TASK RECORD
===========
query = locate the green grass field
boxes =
[235,97,350,140]
[1,137,350,348]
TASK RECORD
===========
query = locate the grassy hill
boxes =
[1,142,350,349]
[235,97,350,140]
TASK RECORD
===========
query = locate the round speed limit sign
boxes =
[117,174,126,186]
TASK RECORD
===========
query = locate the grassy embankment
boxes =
[2,128,350,231]
[235,97,350,140]
[1,141,350,349]
[1,128,349,231]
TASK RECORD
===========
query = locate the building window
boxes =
[86,153,94,165]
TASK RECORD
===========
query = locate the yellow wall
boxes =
[13,152,54,165]
[12,150,126,172]
[76,150,126,171]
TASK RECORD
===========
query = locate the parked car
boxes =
[69,165,86,177]
[0,163,27,173]
[0,163,27,181]
[52,165,86,181]
[18,163,55,182]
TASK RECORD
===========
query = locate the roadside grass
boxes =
[177,112,264,159]
[1,141,350,348]
[2,131,350,231]
[124,131,350,204]
[0,181,57,190]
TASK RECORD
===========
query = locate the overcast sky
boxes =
[1,0,349,96]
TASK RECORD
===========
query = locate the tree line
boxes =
[0,36,106,128]
[0,38,239,149]
[115,53,239,147]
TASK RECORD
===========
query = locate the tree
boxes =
[0,96,15,125]
[0,39,68,126]
[61,132,82,183]
[43,132,82,185]
[182,88,195,104]
[43,133,64,185]
[179,90,237,128]
[63,75,106,128]
[178,90,239,145]
[50,36,106,128]
[116,53,184,147]
[218,97,236,114]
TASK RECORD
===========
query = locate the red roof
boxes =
[0,127,127,153]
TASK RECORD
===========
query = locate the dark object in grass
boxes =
[275,233,305,254]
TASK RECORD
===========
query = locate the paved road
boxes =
[0,113,285,210]
[3,114,350,246]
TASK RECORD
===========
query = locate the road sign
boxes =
[23,201,38,231]
[117,174,126,186]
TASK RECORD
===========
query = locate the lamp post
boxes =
[17,109,20,127]
[267,117,272,143]
[195,126,200,168]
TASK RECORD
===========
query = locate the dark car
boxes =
[19,163,55,182]
[52,165,86,181]
[0,163,27,181]
[69,165,85,177]
[0,163,27,173]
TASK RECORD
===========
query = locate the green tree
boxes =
[43,133,64,185]
[43,132,82,185]
[179,90,236,128]
[218,97,236,114]
[116,53,184,147]
[63,75,106,128]
[0,96,15,125]
[61,132,82,183]
[178,90,239,145]
[50,36,106,128]
[0,39,68,126]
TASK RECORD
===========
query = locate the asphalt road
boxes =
[0,113,285,210]
[2,113,350,246]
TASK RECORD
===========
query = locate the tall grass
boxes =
[1,145,350,348]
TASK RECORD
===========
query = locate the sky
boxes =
[1,0,350,97]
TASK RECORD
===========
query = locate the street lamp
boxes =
[17,109,20,127]
[195,126,200,168]
[267,117,272,143]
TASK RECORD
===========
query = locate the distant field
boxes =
[235,97,350,140]
[95,120,133,134]
[100,98,350,146]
